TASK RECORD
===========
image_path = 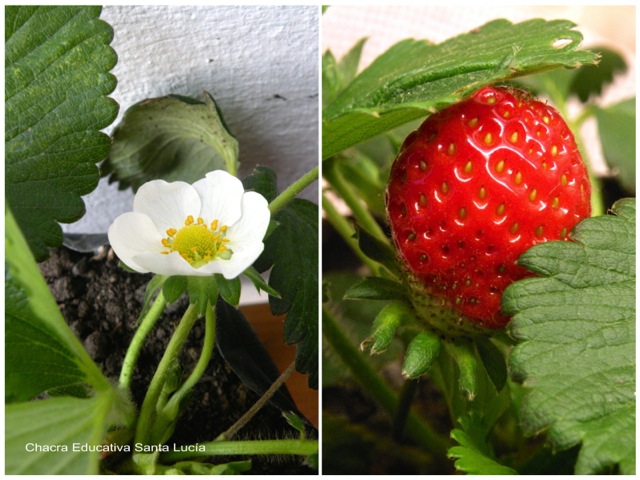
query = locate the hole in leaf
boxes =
[552,38,573,49]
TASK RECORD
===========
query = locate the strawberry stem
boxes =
[324,157,389,243]
[269,165,319,215]
[322,192,382,274]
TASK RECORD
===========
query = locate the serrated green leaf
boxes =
[569,46,627,102]
[323,18,597,158]
[504,198,635,475]
[104,92,238,191]
[322,38,367,109]
[256,199,318,388]
[5,207,110,401]
[517,46,625,104]
[448,428,517,475]
[595,98,636,194]
[5,394,116,474]
[5,6,118,260]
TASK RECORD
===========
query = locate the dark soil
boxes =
[39,246,315,475]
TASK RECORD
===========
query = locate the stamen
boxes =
[162,215,233,267]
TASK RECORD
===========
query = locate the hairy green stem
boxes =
[160,439,318,463]
[119,291,167,391]
[162,303,216,417]
[269,165,319,215]
[323,306,449,464]
[135,303,200,446]
[323,158,388,242]
[322,192,381,274]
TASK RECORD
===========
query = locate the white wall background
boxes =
[65,5,319,236]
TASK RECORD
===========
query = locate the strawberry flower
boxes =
[108,170,270,279]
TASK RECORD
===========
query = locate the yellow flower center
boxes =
[161,215,232,267]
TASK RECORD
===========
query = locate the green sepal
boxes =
[243,266,281,299]
[136,275,167,325]
[162,275,188,303]
[283,411,307,438]
[344,276,407,301]
[444,340,480,401]
[362,301,412,354]
[186,276,218,316]
[475,338,507,392]
[215,274,241,307]
[402,331,442,379]
[118,261,139,273]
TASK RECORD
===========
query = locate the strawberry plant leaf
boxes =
[5,207,111,401]
[517,46,627,104]
[255,199,319,388]
[595,98,636,194]
[323,18,597,158]
[322,38,367,109]
[6,394,117,474]
[104,93,238,191]
[242,165,279,203]
[447,387,513,473]
[569,46,627,102]
[5,6,118,261]
[448,426,517,474]
[504,198,636,475]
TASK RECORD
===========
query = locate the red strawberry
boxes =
[386,86,591,329]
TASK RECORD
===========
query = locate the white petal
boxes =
[133,179,201,233]
[193,170,243,226]
[218,243,265,279]
[133,251,212,277]
[108,212,164,272]
[226,191,270,250]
